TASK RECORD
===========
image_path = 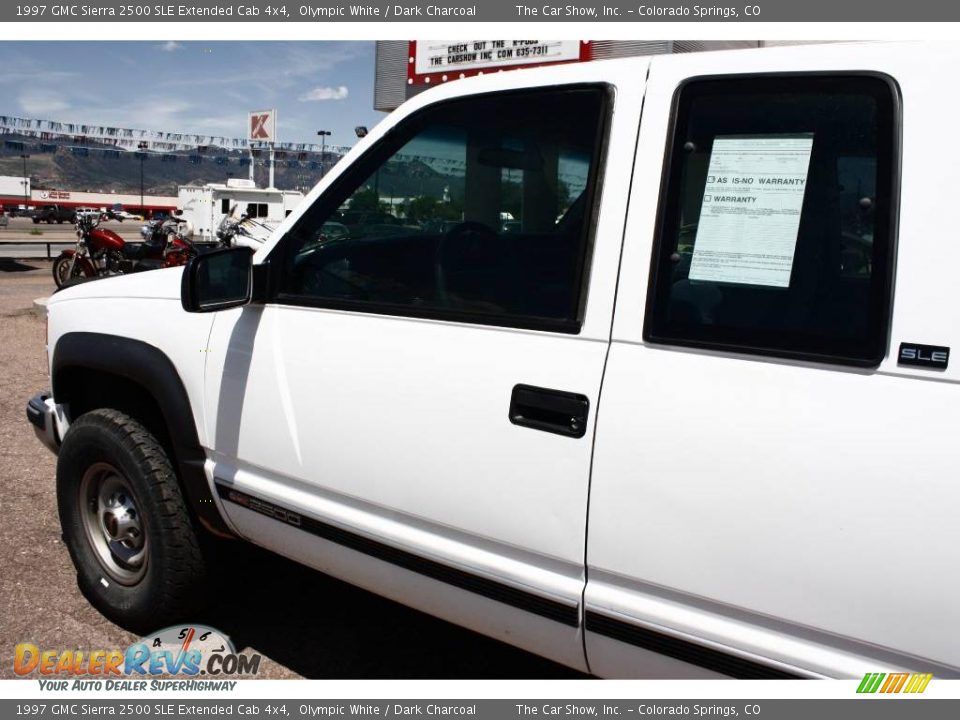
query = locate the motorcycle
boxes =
[52,211,199,289]
[214,205,274,250]
[52,212,121,288]
[136,213,198,267]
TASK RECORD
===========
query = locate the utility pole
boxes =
[20,153,30,208]
[268,144,275,189]
[137,141,148,215]
[355,126,376,198]
[317,130,331,178]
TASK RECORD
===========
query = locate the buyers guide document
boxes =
[689,134,814,288]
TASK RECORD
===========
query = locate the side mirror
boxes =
[181,247,259,313]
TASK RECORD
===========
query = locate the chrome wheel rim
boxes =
[79,462,148,585]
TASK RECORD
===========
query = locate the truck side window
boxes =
[276,86,609,334]
[644,75,898,366]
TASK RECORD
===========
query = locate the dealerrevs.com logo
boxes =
[14,625,261,691]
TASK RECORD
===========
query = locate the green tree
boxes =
[349,187,383,214]
[403,195,437,223]
[404,195,465,224]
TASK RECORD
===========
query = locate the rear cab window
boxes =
[644,75,899,366]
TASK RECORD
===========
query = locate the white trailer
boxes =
[178,179,304,242]
[0,175,30,206]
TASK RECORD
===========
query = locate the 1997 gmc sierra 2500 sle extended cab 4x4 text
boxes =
[25,41,960,679]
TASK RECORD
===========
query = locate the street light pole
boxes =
[317,130,331,178]
[137,141,148,216]
[354,126,378,199]
[20,153,30,209]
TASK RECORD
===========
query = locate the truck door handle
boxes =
[509,384,589,438]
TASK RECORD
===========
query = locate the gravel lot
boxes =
[0,260,583,680]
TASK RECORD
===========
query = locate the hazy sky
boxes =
[0,41,386,147]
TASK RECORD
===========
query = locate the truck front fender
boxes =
[51,331,233,538]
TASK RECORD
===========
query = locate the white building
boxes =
[0,175,30,206]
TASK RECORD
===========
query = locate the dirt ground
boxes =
[0,259,583,680]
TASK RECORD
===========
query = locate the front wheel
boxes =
[52,253,92,289]
[56,409,209,632]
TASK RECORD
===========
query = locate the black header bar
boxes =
[4,0,957,22]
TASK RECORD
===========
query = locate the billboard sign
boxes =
[408,41,591,86]
[248,109,277,143]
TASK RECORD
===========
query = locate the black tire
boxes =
[32,218,40,224]
[56,408,208,632]
[52,253,90,289]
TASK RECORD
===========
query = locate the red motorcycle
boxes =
[52,212,197,289]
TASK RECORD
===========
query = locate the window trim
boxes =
[266,83,614,335]
[642,72,901,368]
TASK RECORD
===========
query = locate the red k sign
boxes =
[248,110,276,142]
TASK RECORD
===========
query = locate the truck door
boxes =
[587,49,960,678]
[203,75,643,670]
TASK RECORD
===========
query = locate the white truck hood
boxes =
[47,266,185,306]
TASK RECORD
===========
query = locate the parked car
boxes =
[25,41,960,679]
[33,205,76,224]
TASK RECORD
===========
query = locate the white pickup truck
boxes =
[26,41,960,679]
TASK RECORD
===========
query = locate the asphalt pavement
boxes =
[0,262,584,680]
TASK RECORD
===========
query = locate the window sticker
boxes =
[688,135,814,288]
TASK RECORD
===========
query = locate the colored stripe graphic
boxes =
[856,673,878,693]
[904,673,933,694]
[891,673,910,693]
[880,673,907,693]
[858,672,932,694]
[858,672,883,693]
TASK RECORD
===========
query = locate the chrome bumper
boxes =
[26,391,62,455]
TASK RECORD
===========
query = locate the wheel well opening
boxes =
[53,364,235,540]
[55,367,174,463]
